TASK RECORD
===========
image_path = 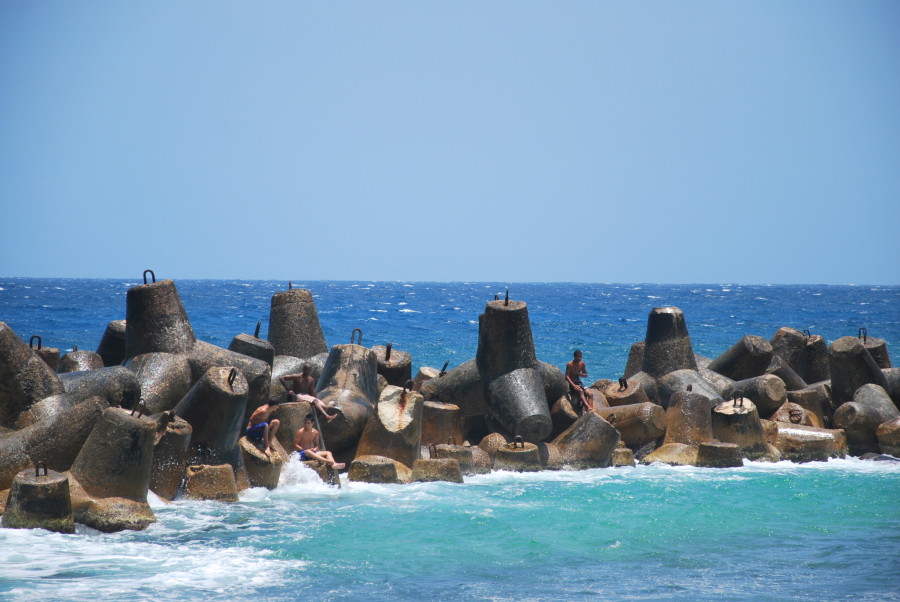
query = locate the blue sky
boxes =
[2,1,898,284]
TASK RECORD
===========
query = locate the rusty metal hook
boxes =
[385,342,392,361]
[143,269,156,284]
[513,435,525,449]
[350,328,362,345]
[72,344,78,352]
[227,368,238,390]
[35,461,48,477]
[29,335,42,350]
[404,379,414,392]
[858,327,868,343]
[254,320,262,339]
[494,294,499,301]
[687,384,693,392]
[802,329,811,338]
[733,396,745,408]
[618,377,628,392]
[789,409,803,424]
[439,360,449,377]
[130,401,146,418]
[504,288,509,307]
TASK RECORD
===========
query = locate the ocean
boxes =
[1,279,898,600]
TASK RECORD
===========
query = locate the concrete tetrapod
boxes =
[68,407,157,532]
[124,278,196,360]
[149,413,192,501]
[59,366,142,411]
[722,374,787,419]
[356,385,424,468]
[0,322,65,429]
[412,458,463,483]
[2,467,75,533]
[348,455,412,484]
[640,307,698,378]
[372,344,413,387]
[663,390,715,446]
[766,422,847,463]
[0,396,108,491]
[875,417,900,457]
[833,384,900,455]
[594,403,665,450]
[552,412,620,469]
[175,366,249,470]
[711,398,772,460]
[228,331,276,368]
[95,319,126,368]
[476,299,551,442]
[266,288,328,359]
[125,352,194,415]
[420,401,466,448]
[707,335,774,381]
[765,355,809,392]
[828,336,888,405]
[317,341,379,452]
[57,349,104,373]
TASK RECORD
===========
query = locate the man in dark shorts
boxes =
[246,399,281,455]
[566,349,595,415]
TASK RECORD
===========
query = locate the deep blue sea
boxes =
[1,279,899,601]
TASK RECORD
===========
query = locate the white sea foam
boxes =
[399,309,419,313]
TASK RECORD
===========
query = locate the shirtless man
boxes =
[566,349,595,415]
[294,414,345,470]
[279,365,337,422]
[246,400,281,455]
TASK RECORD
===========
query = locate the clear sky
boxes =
[1,1,898,284]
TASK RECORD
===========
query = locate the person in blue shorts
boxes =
[293,414,345,470]
[246,399,281,456]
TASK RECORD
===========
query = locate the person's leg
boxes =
[298,394,336,421]
[303,449,345,470]
[312,398,336,421]
[583,389,595,412]
[265,419,280,453]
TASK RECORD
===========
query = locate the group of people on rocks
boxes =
[244,364,345,470]
[245,351,595,472]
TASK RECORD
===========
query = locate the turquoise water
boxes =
[1,280,899,600]
[2,459,898,600]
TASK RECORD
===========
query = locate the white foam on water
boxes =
[398,308,419,313]
[0,522,300,601]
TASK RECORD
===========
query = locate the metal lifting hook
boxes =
[143,270,156,284]
[35,462,48,477]
[385,342,392,361]
[29,335,42,350]
[228,368,238,390]
[512,435,525,449]
[351,328,363,345]
[254,320,262,339]
[858,327,868,343]
[439,360,449,377]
